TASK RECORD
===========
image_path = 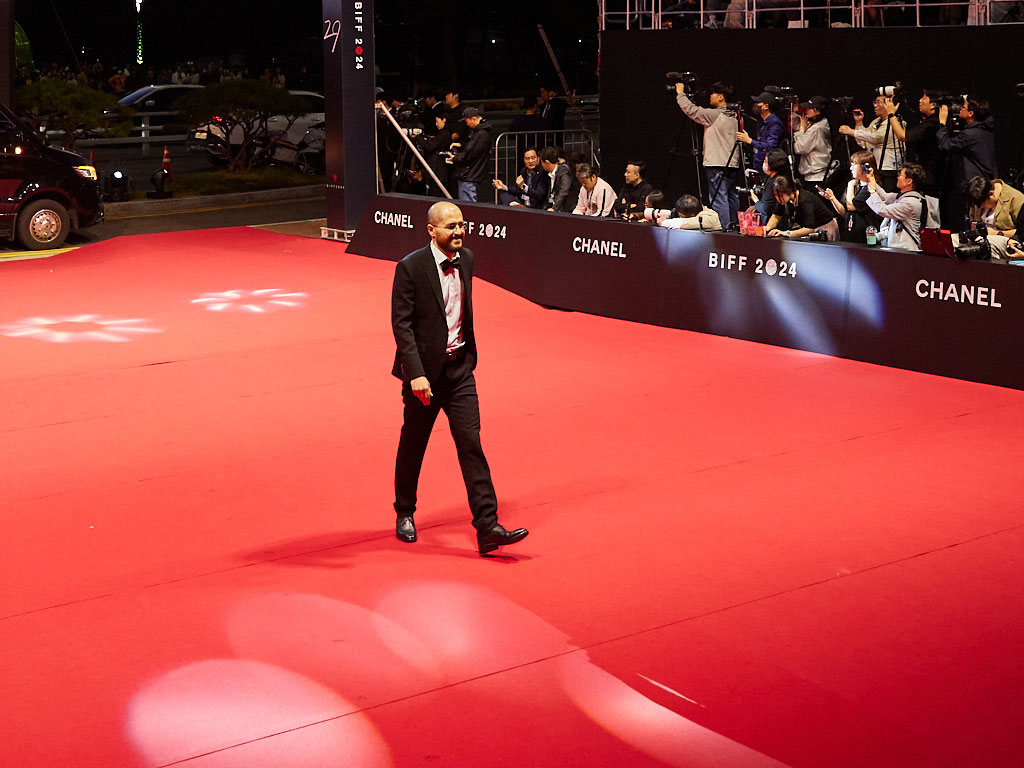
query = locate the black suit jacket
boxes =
[391,245,477,383]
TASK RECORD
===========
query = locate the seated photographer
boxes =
[572,163,615,216]
[749,147,793,222]
[964,176,1023,240]
[839,94,906,193]
[822,150,884,243]
[612,160,654,220]
[765,176,838,240]
[493,147,548,209]
[657,194,723,231]
[865,162,929,251]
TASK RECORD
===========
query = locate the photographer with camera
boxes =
[838,90,906,193]
[749,147,793,223]
[612,160,654,221]
[865,162,930,251]
[792,96,832,186]
[965,176,1024,240]
[737,92,785,181]
[448,107,493,202]
[937,94,997,228]
[765,176,838,240]
[823,150,884,244]
[885,90,945,199]
[657,194,723,231]
[675,79,741,229]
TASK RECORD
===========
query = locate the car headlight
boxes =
[74,165,98,180]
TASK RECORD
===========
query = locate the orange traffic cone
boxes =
[161,145,173,181]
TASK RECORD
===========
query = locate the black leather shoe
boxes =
[396,515,417,543]
[477,524,528,555]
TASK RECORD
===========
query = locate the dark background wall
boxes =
[600,27,1024,204]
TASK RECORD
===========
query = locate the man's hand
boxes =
[938,104,948,125]
[736,130,751,144]
[515,174,525,188]
[883,97,898,116]
[492,178,507,190]
[675,82,686,95]
[838,125,855,136]
[410,376,432,406]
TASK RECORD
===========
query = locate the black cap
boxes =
[752,91,776,104]
[462,107,481,119]
[799,96,829,111]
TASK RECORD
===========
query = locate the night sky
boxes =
[14,0,599,95]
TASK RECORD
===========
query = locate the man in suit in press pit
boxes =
[391,201,529,556]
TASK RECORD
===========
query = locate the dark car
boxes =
[0,102,103,250]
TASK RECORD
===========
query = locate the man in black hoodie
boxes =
[937,94,997,227]
[449,107,492,202]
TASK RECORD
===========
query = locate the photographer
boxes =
[416,113,453,196]
[823,150,884,244]
[612,160,654,220]
[838,93,905,193]
[765,176,838,240]
[657,194,723,231]
[448,107,493,202]
[965,176,1024,240]
[937,94,997,227]
[792,96,832,185]
[890,90,944,198]
[750,147,793,223]
[493,147,548,209]
[572,164,616,217]
[737,92,785,181]
[675,80,740,229]
[865,162,929,251]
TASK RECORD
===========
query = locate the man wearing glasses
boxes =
[390,201,529,556]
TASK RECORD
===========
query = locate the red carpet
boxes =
[1,227,1022,767]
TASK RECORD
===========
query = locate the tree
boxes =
[179,79,309,172]
[13,79,127,149]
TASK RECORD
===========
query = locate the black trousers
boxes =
[393,354,498,533]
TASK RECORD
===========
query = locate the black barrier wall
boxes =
[350,194,1023,390]
[599,27,1024,206]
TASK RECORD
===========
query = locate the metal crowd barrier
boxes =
[491,129,598,204]
[599,0,1022,28]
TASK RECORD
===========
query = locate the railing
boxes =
[492,129,597,204]
[598,0,1022,29]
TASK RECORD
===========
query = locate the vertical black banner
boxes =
[322,0,376,232]
[1,0,15,106]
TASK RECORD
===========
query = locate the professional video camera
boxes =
[665,71,699,92]
[954,226,992,260]
[875,83,905,104]
[763,85,798,102]
[832,96,855,112]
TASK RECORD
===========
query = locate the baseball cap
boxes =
[799,96,829,111]
[752,91,776,104]
[462,107,481,119]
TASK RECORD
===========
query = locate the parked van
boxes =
[0,102,103,250]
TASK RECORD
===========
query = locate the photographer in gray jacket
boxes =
[676,80,740,228]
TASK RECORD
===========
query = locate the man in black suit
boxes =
[391,201,529,555]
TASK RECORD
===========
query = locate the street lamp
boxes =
[136,0,143,64]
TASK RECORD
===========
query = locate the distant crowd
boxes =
[15,60,319,95]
